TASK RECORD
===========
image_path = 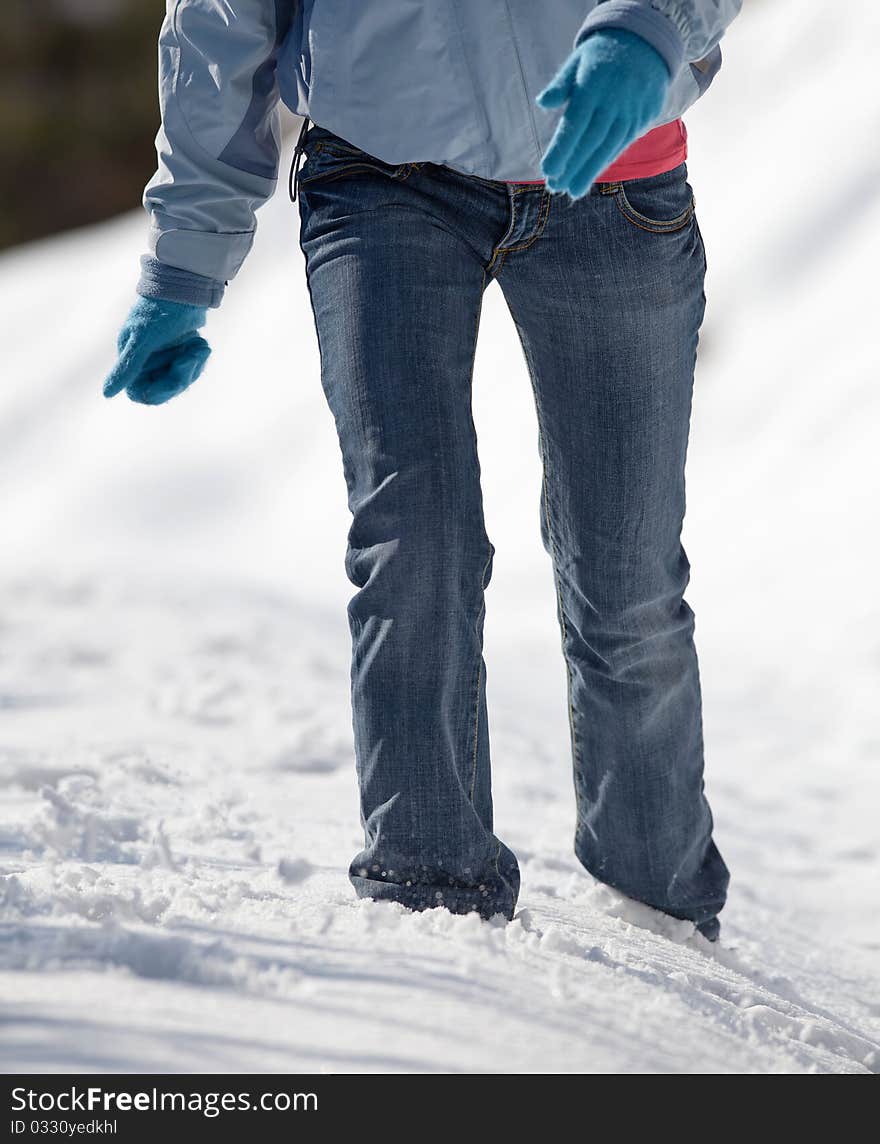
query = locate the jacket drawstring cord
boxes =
[288,115,312,203]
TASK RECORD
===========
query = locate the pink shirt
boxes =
[507,117,687,185]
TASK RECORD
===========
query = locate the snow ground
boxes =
[1,4,878,1072]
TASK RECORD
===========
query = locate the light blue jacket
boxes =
[138,0,742,307]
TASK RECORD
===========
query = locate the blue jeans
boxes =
[296,124,730,940]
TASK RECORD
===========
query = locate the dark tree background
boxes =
[1,0,166,250]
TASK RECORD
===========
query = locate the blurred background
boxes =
[2,1,166,251]
[1,1,879,1074]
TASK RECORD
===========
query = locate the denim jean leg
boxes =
[495,169,729,937]
[297,173,520,920]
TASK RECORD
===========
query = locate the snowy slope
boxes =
[1,2,878,1073]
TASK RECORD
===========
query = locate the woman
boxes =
[105,1,741,941]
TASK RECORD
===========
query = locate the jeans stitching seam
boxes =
[467,268,490,803]
[513,321,582,792]
[614,190,696,233]
[299,157,410,187]
[496,189,551,256]
[487,187,519,272]
[491,837,505,901]
[468,543,493,802]
[298,161,384,186]
[541,469,581,795]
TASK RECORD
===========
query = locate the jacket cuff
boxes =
[574,1,686,77]
[136,255,226,309]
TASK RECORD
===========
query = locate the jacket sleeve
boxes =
[573,0,743,76]
[137,1,296,308]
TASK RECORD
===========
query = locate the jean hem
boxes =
[350,874,516,922]
[574,846,726,940]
